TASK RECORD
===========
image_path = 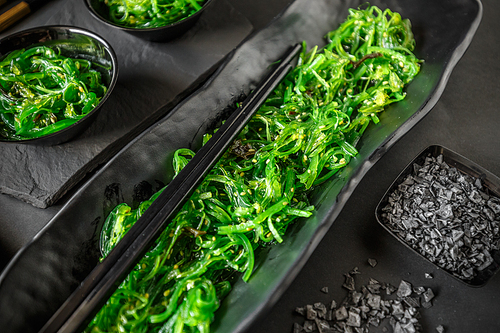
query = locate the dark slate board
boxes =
[0,0,481,332]
[0,0,253,208]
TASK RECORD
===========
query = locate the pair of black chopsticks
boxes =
[39,43,302,333]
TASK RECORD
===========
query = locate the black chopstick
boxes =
[39,43,301,333]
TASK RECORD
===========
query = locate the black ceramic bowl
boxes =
[84,0,214,42]
[375,145,500,287]
[0,26,118,146]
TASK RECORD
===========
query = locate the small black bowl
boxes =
[0,26,118,145]
[375,145,500,287]
[84,0,214,42]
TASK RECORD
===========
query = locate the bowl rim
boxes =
[83,0,214,32]
[0,25,119,145]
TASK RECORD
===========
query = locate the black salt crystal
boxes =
[366,294,381,310]
[359,305,370,314]
[389,316,397,329]
[343,274,356,291]
[321,286,329,294]
[293,322,304,333]
[367,316,380,327]
[367,283,381,294]
[350,267,361,275]
[295,307,306,316]
[335,306,348,321]
[391,301,405,316]
[368,258,378,267]
[487,198,500,214]
[303,320,316,333]
[385,284,397,295]
[402,321,417,333]
[313,302,327,319]
[397,280,412,298]
[346,311,361,327]
[423,288,435,303]
[325,309,334,321]
[306,305,317,320]
[316,319,331,331]
[436,324,445,333]
[421,300,433,309]
[403,296,421,308]
[351,291,363,305]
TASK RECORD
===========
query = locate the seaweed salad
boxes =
[87,5,421,333]
[0,46,107,140]
[99,0,206,29]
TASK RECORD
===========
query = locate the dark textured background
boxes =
[0,0,499,332]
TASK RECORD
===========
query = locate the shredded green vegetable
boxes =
[0,46,107,140]
[87,5,421,333]
[99,0,206,29]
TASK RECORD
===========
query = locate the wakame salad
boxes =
[0,46,107,140]
[99,0,206,29]
[87,5,421,333]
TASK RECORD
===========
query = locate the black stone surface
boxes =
[1,0,499,333]
[0,0,253,208]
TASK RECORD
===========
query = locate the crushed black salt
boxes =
[368,258,378,268]
[379,154,500,282]
[293,266,440,333]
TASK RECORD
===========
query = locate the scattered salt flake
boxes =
[335,306,348,321]
[306,304,317,320]
[422,300,433,309]
[423,288,435,303]
[346,310,361,327]
[343,274,355,291]
[397,280,412,298]
[313,302,327,319]
[350,266,361,275]
[293,322,303,333]
[303,320,315,333]
[295,307,305,316]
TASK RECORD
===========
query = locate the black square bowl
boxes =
[375,145,500,287]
